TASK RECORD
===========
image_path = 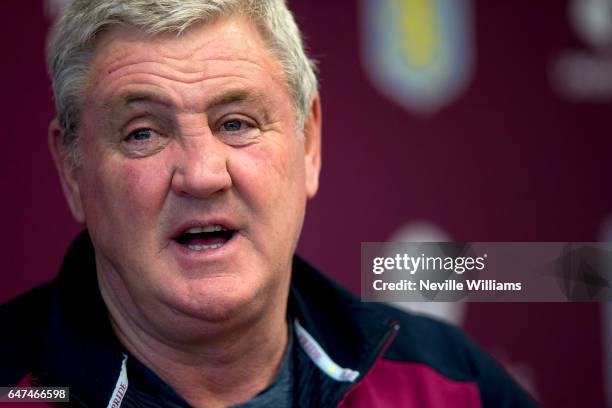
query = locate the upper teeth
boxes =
[186,225,225,233]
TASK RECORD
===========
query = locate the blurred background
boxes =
[1,0,611,406]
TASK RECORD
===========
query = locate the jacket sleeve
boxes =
[453,326,540,408]
[378,305,540,408]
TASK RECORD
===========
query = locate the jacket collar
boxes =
[288,256,397,407]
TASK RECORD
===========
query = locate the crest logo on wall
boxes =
[360,0,475,115]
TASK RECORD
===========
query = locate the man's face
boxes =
[51,16,320,337]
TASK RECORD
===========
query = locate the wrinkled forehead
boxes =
[85,15,284,91]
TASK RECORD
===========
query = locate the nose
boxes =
[171,130,232,199]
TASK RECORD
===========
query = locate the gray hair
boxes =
[47,0,318,165]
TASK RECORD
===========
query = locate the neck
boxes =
[117,315,288,408]
[98,275,290,408]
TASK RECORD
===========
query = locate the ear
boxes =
[48,119,85,223]
[303,94,322,199]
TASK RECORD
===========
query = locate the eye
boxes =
[127,128,156,141]
[222,119,246,132]
[216,116,260,146]
[121,127,169,157]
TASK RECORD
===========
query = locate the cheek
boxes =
[80,153,171,235]
[230,139,306,209]
[121,164,166,213]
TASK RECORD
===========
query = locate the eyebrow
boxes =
[206,89,272,121]
[103,90,174,112]
[207,89,270,111]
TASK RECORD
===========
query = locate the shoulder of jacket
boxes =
[0,281,55,385]
[0,281,55,322]
[368,303,538,407]
[368,303,484,381]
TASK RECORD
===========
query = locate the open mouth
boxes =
[174,225,236,251]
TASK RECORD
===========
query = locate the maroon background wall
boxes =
[1,1,610,407]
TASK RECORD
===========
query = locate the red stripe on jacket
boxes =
[338,359,482,408]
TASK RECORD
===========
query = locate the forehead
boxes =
[93,15,270,61]
[85,15,287,103]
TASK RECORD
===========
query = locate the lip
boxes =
[168,217,243,267]
[170,231,240,260]
[170,218,241,240]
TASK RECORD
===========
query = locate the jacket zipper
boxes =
[332,320,400,407]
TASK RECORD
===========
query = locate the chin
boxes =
[160,276,267,324]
